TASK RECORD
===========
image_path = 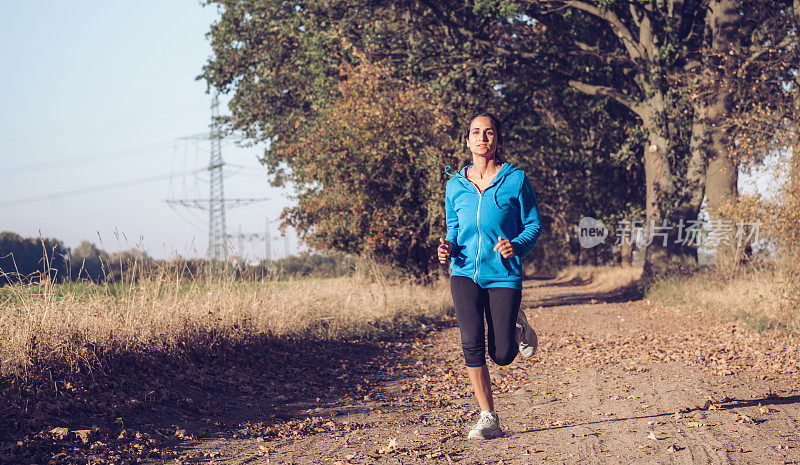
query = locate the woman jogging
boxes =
[437,111,542,440]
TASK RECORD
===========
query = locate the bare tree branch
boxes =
[568,80,642,117]
[563,0,645,61]
[629,3,642,28]
[740,32,794,76]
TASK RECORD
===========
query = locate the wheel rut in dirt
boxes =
[163,269,800,464]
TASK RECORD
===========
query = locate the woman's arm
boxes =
[445,186,460,252]
[510,174,542,258]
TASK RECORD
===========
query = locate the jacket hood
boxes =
[446,161,520,208]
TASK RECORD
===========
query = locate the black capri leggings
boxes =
[450,275,522,367]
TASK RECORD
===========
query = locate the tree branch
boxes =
[574,40,597,52]
[568,80,642,117]
[419,0,542,61]
[796,0,800,26]
[740,31,794,76]
[628,3,641,29]
[566,49,634,67]
[563,0,645,61]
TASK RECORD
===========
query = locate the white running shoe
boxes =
[468,410,502,439]
[516,310,538,358]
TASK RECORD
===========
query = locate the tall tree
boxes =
[469,0,794,278]
[790,0,800,224]
[690,0,794,268]
[716,1,799,262]
[200,0,646,278]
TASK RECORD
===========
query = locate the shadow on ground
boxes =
[515,393,800,435]
[523,274,644,308]
[0,319,451,464]
[536,275,595,287]
[526,284,644,308]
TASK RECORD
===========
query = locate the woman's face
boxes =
[466,116,500,158]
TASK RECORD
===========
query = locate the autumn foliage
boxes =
[199,1,799,278]
[278,53,457,280]
[714,16,800,268]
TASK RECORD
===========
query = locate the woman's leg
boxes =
[485,286,522,366]
[467,365,493,411]
[450,276,493,411]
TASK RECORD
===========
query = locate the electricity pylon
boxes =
[167,93,268,262]
[208,95,226,261]
[229,217,276,265]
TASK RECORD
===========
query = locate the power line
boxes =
[0,169,204,209]
[1,133,259,178]
[2,141,174,177]
[166,202,208,235]
[1,106,208,146]
[226,163,265,171]
[166,197,269,209]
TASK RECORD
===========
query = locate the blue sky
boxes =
[0,1,298,260]
[0,2,775,263]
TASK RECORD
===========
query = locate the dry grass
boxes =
[0,263,452,381]
[645,260,800,338]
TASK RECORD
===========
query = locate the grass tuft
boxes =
[645,260,800,339]
[0,260,452,382]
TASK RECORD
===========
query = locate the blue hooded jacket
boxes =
[445,162,542,290]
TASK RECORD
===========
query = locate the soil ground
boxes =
[3,270,800,464]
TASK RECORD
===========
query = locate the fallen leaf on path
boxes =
[759,404,778,414]
[73,429,92,444]
[702,399,721,410]
[378,437,398,454]
[50,427,70,440]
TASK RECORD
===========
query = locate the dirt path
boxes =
[157,271,800,464]
[4,270,800,464]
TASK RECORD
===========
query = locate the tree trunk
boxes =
[794,94,800,198]
[789,0,800,258]
[619,241,633,267]
[702,0,747,271]
[705,129,742,269]
[639,93,700,280]
[793,0,800,194]
[640,94,670,278]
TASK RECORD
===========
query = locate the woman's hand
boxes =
[493,236,515,259]
[438,237,453,264]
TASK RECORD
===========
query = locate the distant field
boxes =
[0,268,452,380]
[4,257,797,385]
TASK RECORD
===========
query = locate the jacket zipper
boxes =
[465,165,505,283]
[473,191,483,282]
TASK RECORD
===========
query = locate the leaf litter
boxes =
[3,275,800,463]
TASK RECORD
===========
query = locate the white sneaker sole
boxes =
[468,427,502,439]
[517,311,538,358]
